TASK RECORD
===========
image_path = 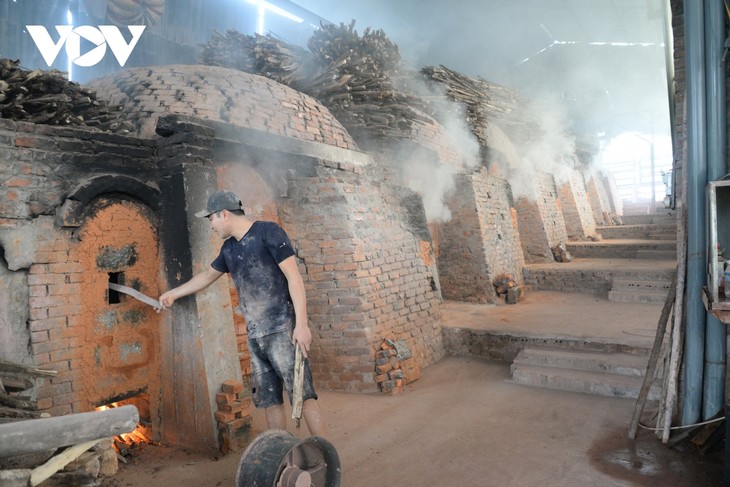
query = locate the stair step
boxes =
[566,241,676,259]
[622,214,676,225]
[611,279,672,291]
[512,348,648,377]
[509,362,659,400]
[649,232,677,240]
[608,290,669,303]
[598,224,677,240]
[635,249,677,260]
[509,364,650,399]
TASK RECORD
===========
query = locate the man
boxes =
[159,190,325,437]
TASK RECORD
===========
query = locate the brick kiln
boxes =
[0,57,619,460]
[0,64,457,452]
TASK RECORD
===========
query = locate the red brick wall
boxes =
[558,169,597,240]
[439,168,524,302]
[0,119,157,221]
[279,164,444,392]
[515,171,569,262]
[584,170,612,225]
[89,65,359,150]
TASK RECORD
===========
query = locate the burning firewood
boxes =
[0,58,134,133]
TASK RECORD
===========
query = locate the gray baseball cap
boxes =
[195,190,244,217]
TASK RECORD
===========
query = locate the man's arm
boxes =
[278,255,312,358]
[159,267,224,309]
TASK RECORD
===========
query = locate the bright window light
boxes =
[257,4,265,34]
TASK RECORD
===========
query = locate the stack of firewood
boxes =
[198,22,432,142]
[0,359,55,423]
[419,65,530,145]
[0,359,124,486]
[0,58,134,133]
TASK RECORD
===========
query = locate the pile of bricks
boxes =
[374,339,421,394]
[214,380,253,453]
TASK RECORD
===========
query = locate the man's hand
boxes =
[158,290,177,311]
[156,268,224,313]
[292,323,312,358]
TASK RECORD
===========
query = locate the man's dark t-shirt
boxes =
[211,221,296,339]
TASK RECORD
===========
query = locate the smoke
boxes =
[389,74,481,223]
[292,0,671,174]
[401,153,457,223]
[504,95,577,200]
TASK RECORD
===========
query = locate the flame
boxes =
[95,402,152,456]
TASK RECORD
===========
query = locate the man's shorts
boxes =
[248,330,318,409]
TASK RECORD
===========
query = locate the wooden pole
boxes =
[628,272,677,439]
[660,120,689,443]
[0,405,138,457]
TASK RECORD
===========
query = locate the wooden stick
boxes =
[291,344,304,428]
[661,123,689,443]
[628,272,677,439]
[29,439,100,486]
[0,359,57,378]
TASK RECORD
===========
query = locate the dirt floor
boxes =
[103,356,723,487]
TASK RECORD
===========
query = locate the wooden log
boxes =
[0,392,37,410]
[0,375,34,392]
[0,405,138,457]
[0,360,57,379]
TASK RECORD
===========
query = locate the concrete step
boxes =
[621,214,676,225]
[611,278,672,291]
[649,232,677,240]
[508,348,659,400]
[512,348,648,377]
[566,241,676,259]
[635,249,677,260]
[598,224,677,240]
[523,263,674,296]
[609,278,672,303]
[608,290,669,303]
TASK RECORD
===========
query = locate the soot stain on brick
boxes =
[127,277,143,291]
[96,244,138,270]
[123,310,146,325]
[400,193,431,242]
